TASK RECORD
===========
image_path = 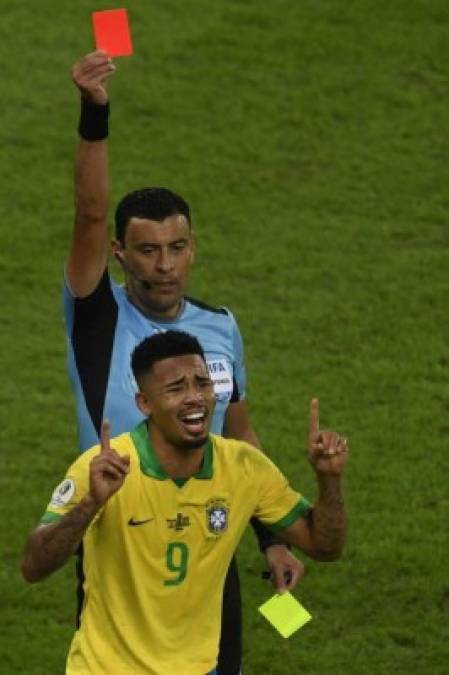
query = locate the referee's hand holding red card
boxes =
[71,50,115,106]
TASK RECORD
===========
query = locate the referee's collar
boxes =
[130,421,213,481]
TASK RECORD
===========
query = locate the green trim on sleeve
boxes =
[40,511,63,524]
[268,496,312,533]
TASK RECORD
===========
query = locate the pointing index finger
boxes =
[100,419,111,454]
[309,398,319,442]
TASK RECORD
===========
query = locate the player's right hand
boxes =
[89,420,130,507]
[71,51,116,105]
[308,399,348,477]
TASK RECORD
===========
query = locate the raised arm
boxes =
[22,422,130,582]
[66,51,115,298]
[280,399,348,561]
[21,496,101,583]
[225,399,305,592]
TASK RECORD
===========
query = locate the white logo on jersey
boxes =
[207,359,233,402]
[206,499,229,534]
[50,478,75,507]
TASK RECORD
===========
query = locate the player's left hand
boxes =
[264,545,305,594]
[308,398,348,476]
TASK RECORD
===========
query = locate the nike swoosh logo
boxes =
[128,517,154,527]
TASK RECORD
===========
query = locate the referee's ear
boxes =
[135,391,151,417]
[189,230,196,265]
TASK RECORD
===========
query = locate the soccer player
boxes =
[22,330,348,675]
[66,50,302,673]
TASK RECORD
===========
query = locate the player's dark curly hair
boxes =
[131,330,205,382]
[115,188,191,244]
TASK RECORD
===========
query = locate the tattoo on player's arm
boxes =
[310,475,346,561]
[28,498,98,578]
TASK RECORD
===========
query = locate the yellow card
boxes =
[258,592,312,638]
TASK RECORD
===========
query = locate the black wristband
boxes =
[250,517,290,553]
[78,97,110,141]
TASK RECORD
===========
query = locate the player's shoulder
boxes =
[77,432,138,465]
[210,434,266,466]
[110,431,138,455]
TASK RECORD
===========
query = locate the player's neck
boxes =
[149,426,206,478]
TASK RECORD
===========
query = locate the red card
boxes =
[92,9,133,58]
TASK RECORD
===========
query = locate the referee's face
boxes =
[136,354,215,451]
[113,214,195,319]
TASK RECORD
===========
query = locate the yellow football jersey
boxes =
[42,423,311,675]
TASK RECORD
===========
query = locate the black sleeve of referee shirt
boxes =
[71,268,118,438]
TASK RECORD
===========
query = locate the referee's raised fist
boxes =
[71,50,116,106]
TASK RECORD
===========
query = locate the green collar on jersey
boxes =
[130,421,214,482]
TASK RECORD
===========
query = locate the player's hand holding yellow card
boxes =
[258,592,312,638]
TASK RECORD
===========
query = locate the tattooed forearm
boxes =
[309,475,346,561]
[22,496,99,582]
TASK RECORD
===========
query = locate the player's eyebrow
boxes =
[164,376,186,388]
[164,373,210,389]
[195,374,211,383]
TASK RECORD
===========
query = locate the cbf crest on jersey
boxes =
[50,478,75,507]
[206,499,229,535]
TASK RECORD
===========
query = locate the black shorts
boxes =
[217,556,242,675]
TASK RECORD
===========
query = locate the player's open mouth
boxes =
[179,411,207,434]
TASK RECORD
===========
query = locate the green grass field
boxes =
[1,1,449,673]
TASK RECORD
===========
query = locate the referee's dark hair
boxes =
[131,330,205,383]
[115,188,191,244]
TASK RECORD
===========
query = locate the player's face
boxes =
[136,354,215,450]
[113,214,195,318]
